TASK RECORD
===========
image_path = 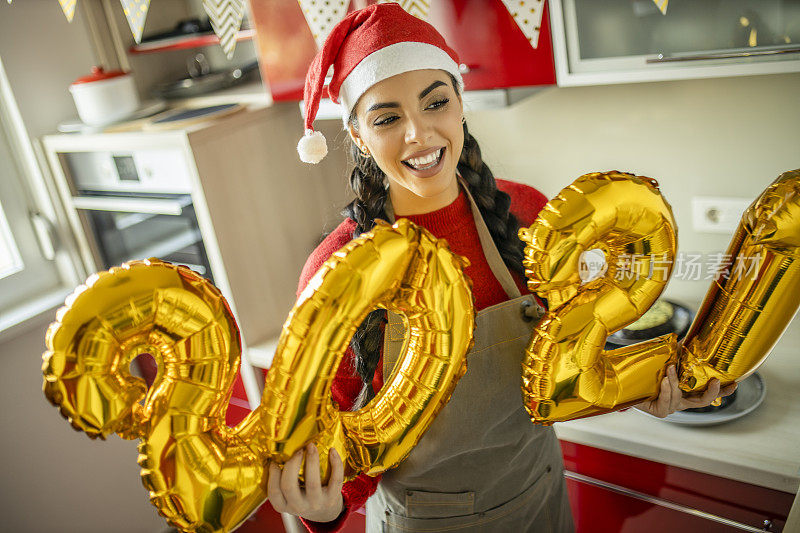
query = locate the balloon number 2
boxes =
[519,171,680,423]
[42,169,799,531]
[519,169,800,424]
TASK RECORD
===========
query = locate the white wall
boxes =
[465,71,800,305]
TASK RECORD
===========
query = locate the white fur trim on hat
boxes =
[338,41,464,126]
[297,129,328,164]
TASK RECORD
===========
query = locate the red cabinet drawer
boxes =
[561,440,793,532]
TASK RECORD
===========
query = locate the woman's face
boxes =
[348,69,464,214]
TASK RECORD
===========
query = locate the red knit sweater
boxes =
[295,179,549,532]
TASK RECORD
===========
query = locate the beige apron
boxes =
[365,181,575,532]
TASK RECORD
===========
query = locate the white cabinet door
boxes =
[551,0,800,86]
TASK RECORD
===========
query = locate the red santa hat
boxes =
[297,2,464,164]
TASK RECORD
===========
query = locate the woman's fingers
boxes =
[681,378,722,408]
[265,445,346,521]
[655,372,672,417]
[667,365,681,414]
[267,462,288,512]
[325,448,345,497]
[280,449,306,511]
[304,444,324,505]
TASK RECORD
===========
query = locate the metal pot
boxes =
[69,66,140,126]
[152,54,260,99]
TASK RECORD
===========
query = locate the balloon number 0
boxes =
[42,170,800,532]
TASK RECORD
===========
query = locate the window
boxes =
[0,55,82,337]
[0,199,23,279]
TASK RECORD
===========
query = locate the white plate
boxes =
[637,372,766,427]
[57,99,168,133]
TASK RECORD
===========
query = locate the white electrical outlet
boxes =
[691,196,752,233]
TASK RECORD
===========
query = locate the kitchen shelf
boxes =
[128,29,255,55]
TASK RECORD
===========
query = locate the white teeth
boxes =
[405,148,443,170]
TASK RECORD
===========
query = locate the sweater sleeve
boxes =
[293,219,385,533]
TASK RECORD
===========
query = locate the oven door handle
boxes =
[71,195,192,215]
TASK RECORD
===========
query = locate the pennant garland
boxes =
[8,0,571,56]
[377,0,430,21]
[653,0,668,15]
[203,0,246,59]
[501,0,545,48]
[59,0,77,22]
[120,0,151,43]
[298,0,349,49]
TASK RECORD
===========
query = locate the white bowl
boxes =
[69,72,140,126]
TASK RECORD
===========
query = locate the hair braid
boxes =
[341,143,389,408]
[456,122,525,277]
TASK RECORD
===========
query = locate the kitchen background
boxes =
[0,0,798,532]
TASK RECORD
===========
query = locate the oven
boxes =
[64,149,214,283]
[71,192,214,284]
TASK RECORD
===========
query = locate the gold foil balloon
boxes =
[519,171,680,424]
[679,169,800,392]
[43,219,475,532]
[42,259,268,531]
[254,218,475,481]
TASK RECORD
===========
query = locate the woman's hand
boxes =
[268,444,345,523]
[633,364,738,418]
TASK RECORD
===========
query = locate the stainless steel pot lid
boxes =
[153,55,259,99]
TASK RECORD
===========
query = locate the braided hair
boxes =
[342,73,525,409]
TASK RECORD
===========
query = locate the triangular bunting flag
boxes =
[120,0,151,43]
[59,0,77,22]
[378,0,430,21]
[298,0,349,49]
[652,0,668,15]
[203,0,246,59]
[501,0,545,49]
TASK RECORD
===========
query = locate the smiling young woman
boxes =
[270,3,733,532]
[281,4,575,532]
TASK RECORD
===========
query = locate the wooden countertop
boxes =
[554,307,800,494]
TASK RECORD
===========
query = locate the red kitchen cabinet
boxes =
[249,0,556,102]
[225,371,256,427]
[561,440,795,532]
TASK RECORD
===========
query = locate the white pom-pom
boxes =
[297,129,328,164]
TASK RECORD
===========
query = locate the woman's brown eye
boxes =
[375,116,398,126]
[427,98,449,109]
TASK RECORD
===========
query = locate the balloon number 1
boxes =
[519,169,800,424]
[678,170,800,392]
[42,170,799,531]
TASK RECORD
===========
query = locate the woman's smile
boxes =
[401,146,445,176]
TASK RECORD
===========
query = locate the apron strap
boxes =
[383,176,521,300]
